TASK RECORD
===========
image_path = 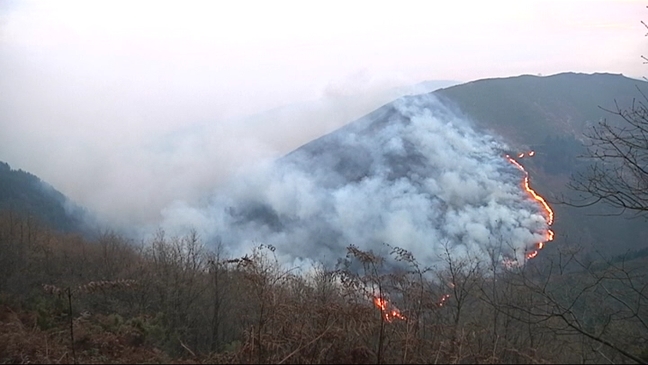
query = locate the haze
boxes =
[0,0,644,229]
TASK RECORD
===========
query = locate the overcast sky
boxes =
[0,0,645,228]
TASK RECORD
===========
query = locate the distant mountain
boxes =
[0,161,85,233]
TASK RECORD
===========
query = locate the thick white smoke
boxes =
[159,94,548,267]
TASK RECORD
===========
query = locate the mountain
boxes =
[224,72,648,262]
[0,160,85,233]
[433,72,648,255]
[4,73,646,260]
[434,72,646,146]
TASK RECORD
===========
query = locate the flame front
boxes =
[373,296,406,322]
[438,294,451,307]
[505,151,554,259]
[372,151,553,321]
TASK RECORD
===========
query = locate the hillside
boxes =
[257,72,648,260]
[221,94,554,266]
[432,72,648,255]
[0,161,84,233]
[434,72,647,146]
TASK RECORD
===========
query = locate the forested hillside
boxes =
[0,161,84,234]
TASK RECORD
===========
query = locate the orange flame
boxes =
[373,296,406,322]
[505,152,554,260]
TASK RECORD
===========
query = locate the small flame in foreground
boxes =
[505,151,554,260]
[438,294,451,307]
[373,296,406,322]
[373,293,450,321]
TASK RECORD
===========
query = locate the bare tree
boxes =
[485,245,648,364]
[568,13,648,217]
[568,95,648,217]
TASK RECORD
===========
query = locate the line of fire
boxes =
[372,150,555,322]
[505,151,555,259]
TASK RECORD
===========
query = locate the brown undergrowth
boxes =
[1,211,646,364]
[0,305,173,364]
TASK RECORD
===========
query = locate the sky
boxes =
[0,0,645,229]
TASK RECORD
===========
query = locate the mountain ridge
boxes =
[272,72,648,258]
[0,160,85,233]
[433,71,648,147]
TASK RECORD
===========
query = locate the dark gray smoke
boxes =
[159,94,548,267]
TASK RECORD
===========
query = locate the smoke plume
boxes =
[159,94,549,267]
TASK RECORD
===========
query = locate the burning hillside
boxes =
[161,94,553,268]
